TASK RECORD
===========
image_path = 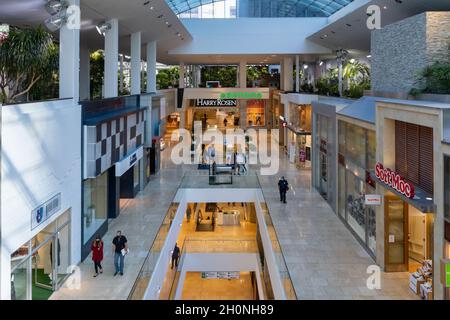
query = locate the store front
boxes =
[81,96,147,259]
[246,99,266,127]
[337,120,377,256]
[312,104,337,212]
[10,210,72,300]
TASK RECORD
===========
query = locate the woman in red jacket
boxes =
[91,235,104,277]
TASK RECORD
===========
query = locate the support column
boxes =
[295,55,300,92]
[146,41,157,93]
[179,62,185,88]
[119,54,124,94]
[104,18,119,98]
[131,32,142,95]
[79,45,90,100]
[282,57,294,92]
[59,0,80,102]
[239,61,247,88]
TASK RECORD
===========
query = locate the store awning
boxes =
[369,172,436,213]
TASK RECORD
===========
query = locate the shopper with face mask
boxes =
[112,230,128,276]
[91,235,104,277]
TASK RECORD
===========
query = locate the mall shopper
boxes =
[171,243,180,269]
[186,206,192,222]
[278,176,289,204]
[91,235,104,277]
[112,230,128,276]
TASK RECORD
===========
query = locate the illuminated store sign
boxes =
[195,99,237,107]
[219,92,263,99]
[375,162,415,199]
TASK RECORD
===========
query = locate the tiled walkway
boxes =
[51,140,418,300]
[257,154,418,300]
[50,148,191,300]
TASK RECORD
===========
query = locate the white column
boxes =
[280,60,284,90]
[59,0,80,102]
[131,32,142,95]
[146,41,157,93]
[79,45,90,100]
[179,62,185,88]
[239,61,247,88]
[104,18,119,98]
[295,55,300,92]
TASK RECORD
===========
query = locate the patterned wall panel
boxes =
[84,109,146,179]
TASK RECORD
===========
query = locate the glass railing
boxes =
[258,194,298,300]
[179,172,261,189]
[128,203,179,300]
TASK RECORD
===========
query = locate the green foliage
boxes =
[316,60,371,99]
[90,50,104,99]
[157,66,179,89]
[316,67,339,96]
[246,65,270,87]
[410,61,450,95]
[0,26,58,103]
[201,66,237,87]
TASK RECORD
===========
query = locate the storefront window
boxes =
[346,171,366,242]
[367,129,376,171]
[338,121,346,155]
[83,172,108,244]
[11,260,28,300]
[338,164,346,219]
[346,124,366,169]
[445,155,450,221]
[134,162,140,188]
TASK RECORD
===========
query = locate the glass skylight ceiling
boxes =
[166,0,355,18]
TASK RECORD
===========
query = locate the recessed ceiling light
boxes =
[323,34,328,38]
[150,6,154,10]
[383,6,387,9]
[345,23,352,27]
[426,197,433,201]
[366,54,372,58]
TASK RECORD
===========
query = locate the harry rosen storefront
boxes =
[373,98,450,300]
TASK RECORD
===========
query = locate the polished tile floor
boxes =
[51,137,418,300]
[180,272,254,300]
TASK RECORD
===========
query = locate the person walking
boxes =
[278,176,289,204]
[171,243,180,269]
[112,230,128,276]
[91,235,104,277]
[186,206,192,222]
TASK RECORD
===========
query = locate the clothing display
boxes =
[409,260,433,298]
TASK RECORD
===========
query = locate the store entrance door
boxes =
[385,195,408,272]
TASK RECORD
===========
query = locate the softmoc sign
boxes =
[375,162,415,199]
[195,99,237,107]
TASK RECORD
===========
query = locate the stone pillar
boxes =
[104,18,119,98]
[179,62,185,88]
[239,61,247,88]
[146,41,157,93]
[59,0,80,102]
[282,57,294,91]
[131,32,142,95]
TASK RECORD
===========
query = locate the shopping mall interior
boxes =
[1,0,450,304]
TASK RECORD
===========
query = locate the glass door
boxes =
[32,237,54,299]
[385,196,408,272]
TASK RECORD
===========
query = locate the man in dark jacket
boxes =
[278,176,289,204]
[171,243,180,269]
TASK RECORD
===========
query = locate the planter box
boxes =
[416,93,450,103]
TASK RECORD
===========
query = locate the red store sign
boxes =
[375,162,415,199]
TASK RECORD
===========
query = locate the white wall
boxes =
[0,99,82,299]
[174,253,264,300]
[170,18,331,55]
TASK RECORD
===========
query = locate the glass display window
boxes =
[83,172,108,244]
[247,100,265,127]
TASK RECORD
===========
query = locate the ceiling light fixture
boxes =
[303,64,308,69]
[319,61,324,66]
[44,14,65,32]
[45,0,66,15]
[366,54,372,58]
[96,22,111,36]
